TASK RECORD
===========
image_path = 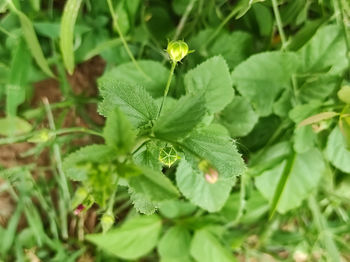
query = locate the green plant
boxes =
[0,0,350,261]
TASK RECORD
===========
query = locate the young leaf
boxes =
[100,60,173,98]
[298,112,338,128]
[184,56,234,113]
[326,127,350,173]
[255,148,325,214]
[181,124,245,179]
[190,228,236,262]
[98,81,158,128]
[231,51,299,116]
[153,94,206,140]
[176,160,235,212]
[219,96,259,137]
[133,141,163,171]
[158,226,192,261]
[338,85,350,104]
[0,117,32,136]
[103,107,136,155]
[62,145,114,181]
[59,0,83,74]
[86,215,162,260]
[8,1,54,77]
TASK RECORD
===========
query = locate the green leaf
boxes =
[128,166,180,213]
[6,38,30,116]
[326,127,350,173]
[190,228,236,262]
[86,215,162,260]
[338,85,350,104]
[158,226,192,260]
[181,125,245,179]
[62,145,114,181]
[59,0,83,74]
[98,81,158,128]
[185,56,234,113]
[232,51,299,116]
[103,107,136,155]
[0,117,32,136]
[100,60,172,98]
[219,96,258,137]
[8,1,54,77]
[133,141,162,171]
[176,160,235,212]
[255,148,325,214]
[158,199,197,219]
[298,25,347,74]
[293,126,316,153]
[153,95,206,140]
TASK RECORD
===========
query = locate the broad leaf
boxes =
[98,81,158,128]
[133,141,162,171]
[0,117,32,136]
[86,215,162,260]
[158,199,197,219]
[298,24,347,74]
[326,127,350,173]
[255,148,325,213]
[176,160,235,212]
[190,228,236,262]
[153,94,206,140]
[62,145,114,181]
[185,56,234,113]
[100,60,172,98]
[219,96,258,137]
[232,51,299,116]
[103,107,136,154]
[181,125,245,179]
[158,226,192,260]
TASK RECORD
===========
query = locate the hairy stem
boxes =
[157,62,177,119]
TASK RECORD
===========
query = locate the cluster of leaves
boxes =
[1,0,350,261]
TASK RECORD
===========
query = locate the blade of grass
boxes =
[308,195,341,262]
[7,0,54,77]
[59,0,83,75]
[269,152,296,219]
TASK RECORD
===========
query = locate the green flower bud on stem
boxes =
[101,212,115,233]
[71,187,88,210]
[167,40,190,63]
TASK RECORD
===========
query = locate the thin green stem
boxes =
[157,62,177,119]
[55,127,103,137]
[271,0,287,50]
[173,0,197,40]
[43,98,70,239]
[106,0,150,80]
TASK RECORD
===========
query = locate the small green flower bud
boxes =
[167,40,190,62]
[28,129,52,143]
[159,145,180,167]
[101,212,115,233]
[71,187,89,210]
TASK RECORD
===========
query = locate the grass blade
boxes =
[8,1,54,77]
[59,0,83,75]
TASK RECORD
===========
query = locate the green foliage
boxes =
[86,215,162,260]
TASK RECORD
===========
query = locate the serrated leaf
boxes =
[103,107,136,154]
[128,166,179,213]
[185,56,234,113]
[59,0,83,74]
[158,226,192,260]
[133,141,162,171]
[62,145,114,181]
[190,228,236,262]
[255,148,325,214]
[232,51,299,116]
[86,215,162,260]
[153,94,206,140]
[181,125,245,179]
[176,160,235,212]
[219,96,258,137]
[99,60,172,98]
[98,81,158,128]
[326,126,350,173]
